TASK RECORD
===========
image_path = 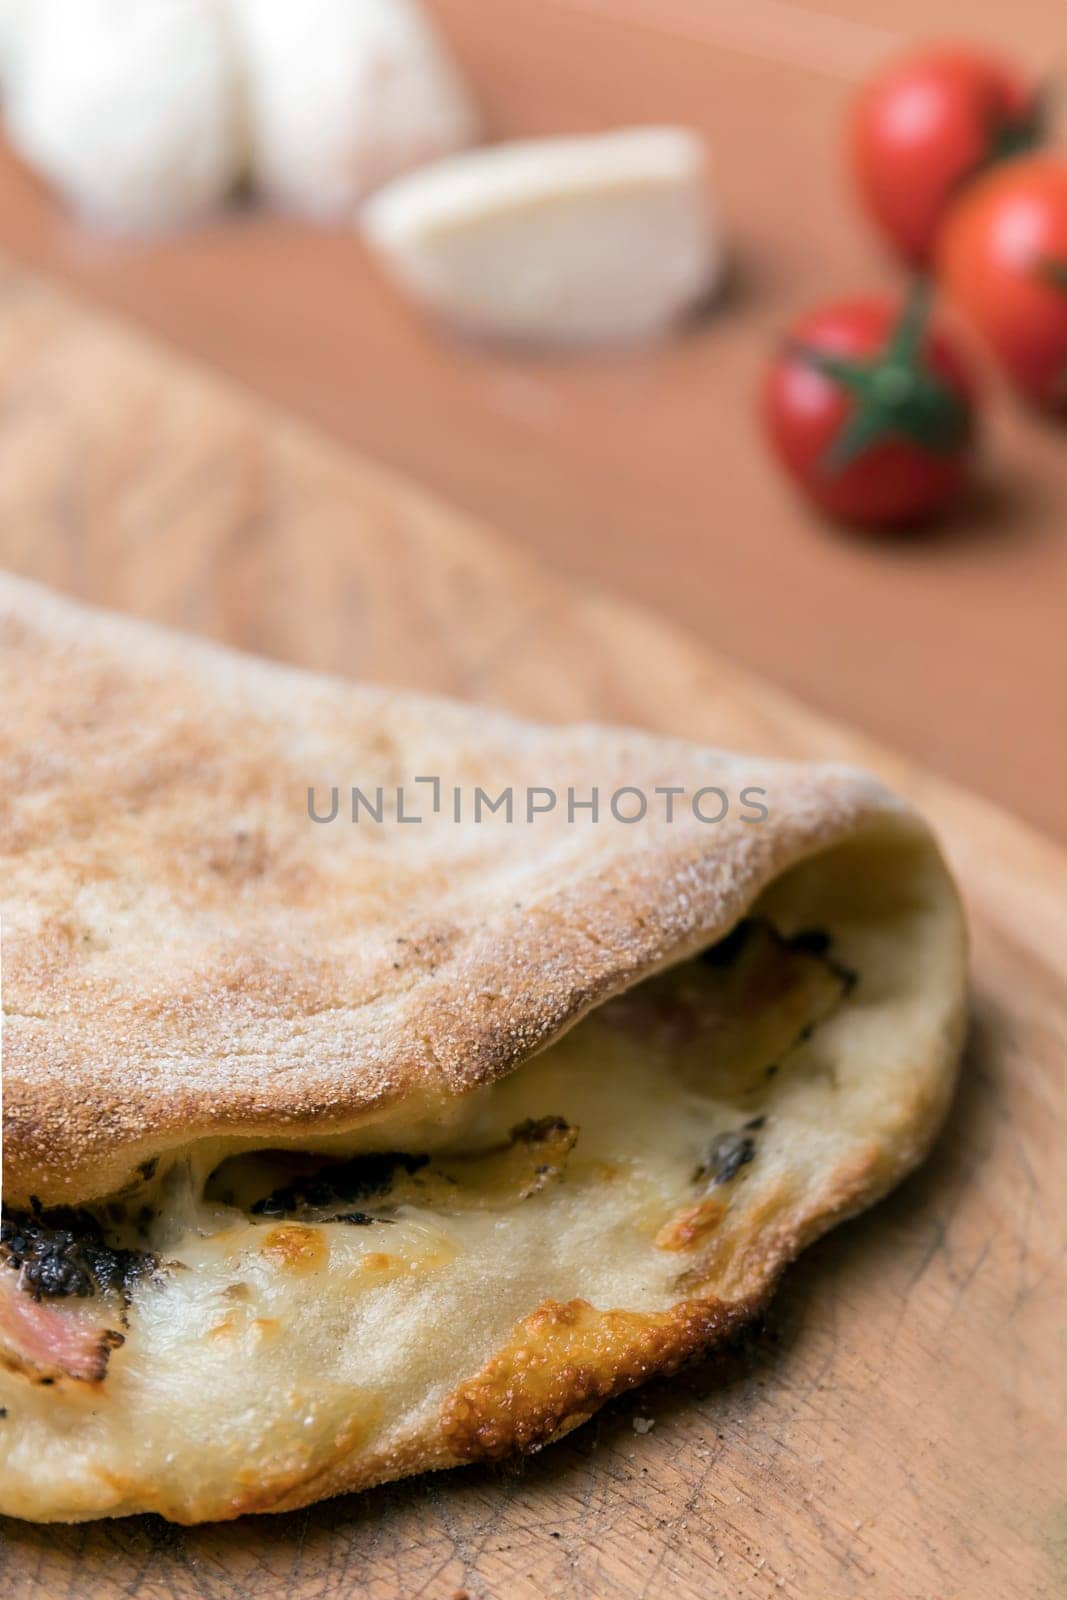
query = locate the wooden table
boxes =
[0,0,1062,839]
[0,256,1063,1600]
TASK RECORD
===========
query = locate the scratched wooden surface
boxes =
[0,0,1064,840]
[0,263,1063,1600]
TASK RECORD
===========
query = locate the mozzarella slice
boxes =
[361,127,723,345]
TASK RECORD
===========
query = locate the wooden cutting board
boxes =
[0,260,1062,1600]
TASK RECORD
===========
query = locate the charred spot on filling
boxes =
[695,1122,763,1187]
[238,1118,578,1223]
[0,1204,158,1304]
[250,1151,431,1219]
[789,926,858,994]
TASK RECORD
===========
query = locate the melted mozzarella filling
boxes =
[0,828,964,1523]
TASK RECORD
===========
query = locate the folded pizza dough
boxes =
[0,575,966,1523]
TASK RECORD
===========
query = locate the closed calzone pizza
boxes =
[0,576,967,1524]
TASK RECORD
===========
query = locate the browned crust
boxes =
[0,574,916,1207]
[439,1295,760,1461]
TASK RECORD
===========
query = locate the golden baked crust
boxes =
[3,572,915,1208]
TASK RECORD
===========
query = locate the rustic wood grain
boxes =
[0,262,1063,1600]
[0,0,1063,839]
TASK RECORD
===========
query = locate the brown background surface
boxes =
[0,256,1063,1600]
[0,0,1062,838]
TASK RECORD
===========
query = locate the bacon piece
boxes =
[0,1270,123,1384]
[597,919,851,1099]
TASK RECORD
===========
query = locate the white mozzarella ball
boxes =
[0,0,25,84]
[4,0,243,230]
[224,0,479,218]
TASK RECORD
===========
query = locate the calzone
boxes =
[0,576,966,1523]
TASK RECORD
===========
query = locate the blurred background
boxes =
[0,0,1062,837]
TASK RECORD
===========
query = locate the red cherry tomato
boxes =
[938,155,1067,410]
[763,292,977,529]
[851,46,1040,265]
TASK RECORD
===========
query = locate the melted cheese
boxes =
[0,828,966,1522]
